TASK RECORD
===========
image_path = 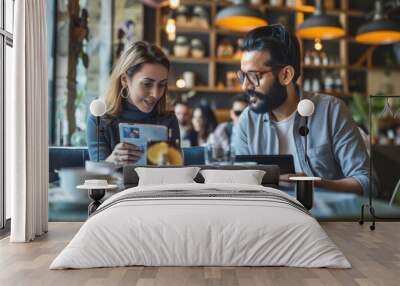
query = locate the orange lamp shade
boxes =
[297,26,345,39]
[297,14,345,40]
[215,5,268,33]
[356,20,400,45]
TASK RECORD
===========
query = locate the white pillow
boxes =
[200,169,266,185]
[135,167,200,186]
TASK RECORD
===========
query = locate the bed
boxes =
[50,165,351,269]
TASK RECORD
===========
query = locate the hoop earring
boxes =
[119,86,129,99]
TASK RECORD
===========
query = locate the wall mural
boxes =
[53,0,144,146]
[113,0,144,62]
[48,1,400,223]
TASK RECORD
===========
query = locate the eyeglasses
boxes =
[236,70,275,87]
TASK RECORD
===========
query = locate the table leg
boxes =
[88,189,106,216]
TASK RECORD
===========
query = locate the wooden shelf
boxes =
[214,58,240,64]
[303,64,345,70]
[179,0,212,6]
[170,56,210,64]
[215,28,246,36]
[175,27,210,34]
[169,86,241,93]
[170,57,241,65]
[348,65,400,71]
[303,65,400,72]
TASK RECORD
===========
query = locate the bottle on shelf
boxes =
[312,78,321,93]
[304,50,312,65]
[334,73,343,93]
[303,78,311,92]
[312,51,321,66]
[324,73,334,92]
[321,52,329,66]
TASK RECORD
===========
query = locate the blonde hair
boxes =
[104,41,170,117]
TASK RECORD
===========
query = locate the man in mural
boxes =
[233,24,376,196]
[174,102,197,147]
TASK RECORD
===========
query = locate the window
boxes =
[1,0,14,230]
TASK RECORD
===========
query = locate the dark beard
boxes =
[248,78,288,114]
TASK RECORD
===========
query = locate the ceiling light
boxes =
[215,5,268,32]
[355,0,400,45]
[297,0,345,39]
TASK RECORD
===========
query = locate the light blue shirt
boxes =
[233,93,377,197]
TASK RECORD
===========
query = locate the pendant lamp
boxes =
[297,0,345,39]
[215,4,268,32]
[355,0,400,45]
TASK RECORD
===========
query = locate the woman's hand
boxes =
[106,142,144,167]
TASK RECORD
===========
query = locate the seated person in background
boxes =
[192,104,218,146]
[174,101,198,147]
[233,24,374,196]
[87,41,180,166]
[208,94,248,149]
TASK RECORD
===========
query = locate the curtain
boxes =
[8,0,48,242]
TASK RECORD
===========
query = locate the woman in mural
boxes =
[191,104,218,146]
[87,41,179,166]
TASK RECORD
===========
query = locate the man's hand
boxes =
[280,173,306,182]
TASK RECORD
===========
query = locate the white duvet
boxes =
[50,183,351,269]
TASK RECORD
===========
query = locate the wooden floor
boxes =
[0,222,399,286]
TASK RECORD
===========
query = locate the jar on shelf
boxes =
[324,0,335,10]
[174,36,190,57]
[286,0,296,7]
[233,38,244,60]
[191,38,205,58]
[217,39,235,58]
[250,0,264,4]
[176,5,189,27]
[192,6,209,29]
[269,0,283,6]
[226,71,239,88]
